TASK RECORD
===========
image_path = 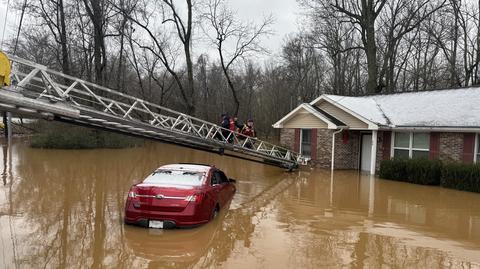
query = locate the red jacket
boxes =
[241,125,255,137]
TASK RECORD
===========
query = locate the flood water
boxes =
[1,139,480,268]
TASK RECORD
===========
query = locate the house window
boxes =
[392,132,429,159]
[300,129,312,158]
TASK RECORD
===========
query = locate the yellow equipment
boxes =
[0,51,11,87]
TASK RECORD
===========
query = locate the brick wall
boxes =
[280,129,475,170]
[309,129,361,169]
[311,129,332,168]
[438,132,464,163]
[334,130,361,169]
[279,128,295,149]
[279,128,365,170]
[376,131,388,171]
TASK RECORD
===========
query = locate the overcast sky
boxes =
[0,0,301,60]
[229,0,301,55]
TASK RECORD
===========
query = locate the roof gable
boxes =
[272,104,342,129]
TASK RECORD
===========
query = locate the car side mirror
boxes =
[229,178,236,183]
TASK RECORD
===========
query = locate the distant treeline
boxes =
[6,0,480,140]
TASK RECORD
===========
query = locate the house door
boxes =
[361,134,372,171]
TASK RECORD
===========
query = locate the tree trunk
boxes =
[84,0,107,85]
[365,21,379,93]
[183,0,195,115]
[58,0,70,76]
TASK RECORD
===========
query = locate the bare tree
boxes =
[282,35,326,100]
[328,0,388,93]
[377,0,446,92]
[115,0,197,114]
[204,0,273,116]
[161,0,196,114]
[32,0,71,75]
[82,0,111,84]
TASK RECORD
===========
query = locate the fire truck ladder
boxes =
[0,55,303,169]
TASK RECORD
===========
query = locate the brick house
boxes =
[273,88,480,175]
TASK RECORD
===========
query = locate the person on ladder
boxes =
[241,119,256,149]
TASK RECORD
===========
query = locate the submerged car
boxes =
[124,163,236,228]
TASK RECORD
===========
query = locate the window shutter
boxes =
[429,132,440,160]
[463,133,475,164]
[382,131,392,160]
[310,129,317,160]
[342,131,349,144]
[294,129,300,152]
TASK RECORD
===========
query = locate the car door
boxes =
[210,171,223,206]
[217,170,235,202]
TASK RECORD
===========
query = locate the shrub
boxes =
[379,158,442,185]
[378,158,407,181]
[440,163,480,193]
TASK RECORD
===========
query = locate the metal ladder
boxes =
[0,55,303,169]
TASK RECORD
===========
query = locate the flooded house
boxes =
[274,88,480,174]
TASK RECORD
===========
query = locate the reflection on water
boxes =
[1,139,480,268]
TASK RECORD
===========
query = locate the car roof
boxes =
[157,163,213,173]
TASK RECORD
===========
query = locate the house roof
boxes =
[309,88,480,129]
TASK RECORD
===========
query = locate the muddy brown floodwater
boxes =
[1,139,480,269]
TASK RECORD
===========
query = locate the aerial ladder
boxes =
[0,53,303,169]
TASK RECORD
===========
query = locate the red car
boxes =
[124,163,236,228]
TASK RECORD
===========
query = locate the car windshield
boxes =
[143,169,204,186]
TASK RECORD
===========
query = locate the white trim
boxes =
[370,130,378,175]
[310,95,379,130]
[331,129,344,171]
[390,132,395,158]
[391,131,430,159]
[475,133,479,163]
[272,103,339,129]
[300,129,304,158]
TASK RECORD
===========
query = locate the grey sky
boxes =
[230,0,300,54]
[0,0,301,59]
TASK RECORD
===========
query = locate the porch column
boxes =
[331,129,343,171]
[370,130,378,175]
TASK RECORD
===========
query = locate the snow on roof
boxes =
[317,88,480,128]
[158,163,212,173]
